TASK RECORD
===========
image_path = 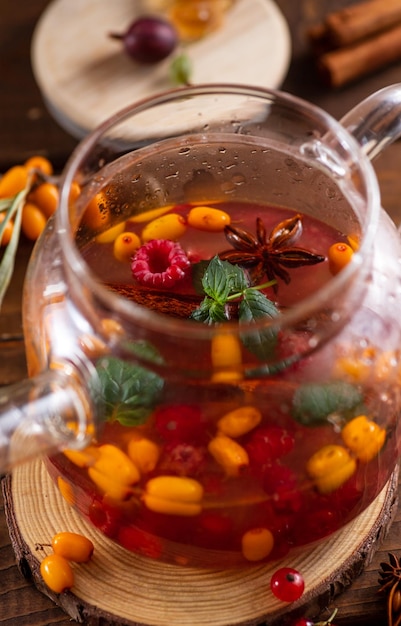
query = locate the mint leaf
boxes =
[239,289,279,360]
[292,381,363,426]
[202,256,233,302]
[191,298,227,324]
[96,355,164,426]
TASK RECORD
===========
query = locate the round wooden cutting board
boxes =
[3,459,398,626]
[30,0,291,139]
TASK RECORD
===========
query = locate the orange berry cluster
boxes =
[40,531,94,594]
[0,155,59,246]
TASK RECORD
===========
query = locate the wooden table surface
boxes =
[1,1,401,624]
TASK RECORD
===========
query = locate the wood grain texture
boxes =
[2,461,399,626]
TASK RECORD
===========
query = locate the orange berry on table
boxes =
[24,155,53,177]
[40,553,74,594]
[21,202,47,240]
[51,531,94,563]
[0,213,13,246]
[0,165,28,198]
[328,242,354,275]
[29,182,59,218]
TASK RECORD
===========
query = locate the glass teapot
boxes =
[2,84,401,567]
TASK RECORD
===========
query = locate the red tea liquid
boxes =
[47,198,399,567]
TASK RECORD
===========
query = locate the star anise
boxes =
[218,214,325,292]
[378,553,401,626]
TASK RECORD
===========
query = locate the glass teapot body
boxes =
[17,85,401,566]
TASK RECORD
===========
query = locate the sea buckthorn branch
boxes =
[0,184,29,308]
[0,156,60,308]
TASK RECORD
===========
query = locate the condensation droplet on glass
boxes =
[221,181,236,193]
[218,147,227,154]
[178,147,191,155]
[232,174,246,186]
[131,173,141,183]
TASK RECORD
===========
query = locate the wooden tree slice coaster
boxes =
[2,459,398,626]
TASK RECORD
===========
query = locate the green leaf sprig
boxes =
[95,341,164,426]
[0,180,31,309]
[191,256,280,360]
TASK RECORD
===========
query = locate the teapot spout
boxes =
[0,368,96,474]
[340,83,401,161]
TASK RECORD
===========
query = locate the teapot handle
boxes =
[0,366,96,473]
[340,84,401,161]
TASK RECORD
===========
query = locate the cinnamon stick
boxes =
[318,21,401,88]
[324,0,401,47]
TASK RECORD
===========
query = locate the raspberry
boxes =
[160,442,206,476]
[131,239,190,288]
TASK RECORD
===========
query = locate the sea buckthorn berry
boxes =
[82,192,110,230]
[270,567,305,602]
[306,444,356,494]
[143,475,204,516]
[69,180,81,204]
[96,221,126,244]
[217,406,262,438]
[40,553,74,594]
[113,231,141,262]
[29,182,59,218]
[0,213,13,246]
[88,444,140,500]
[132,239,190,288]
[141,213,187,242]
[21,202,47,240]
[128,205,175,224]
[211,333,243,382]
[328,242,354,275]
[334,354,371,382]
[341,415,386,463]
[57,476,75,506]
[0,165,28,197]
[208,434,249,476]
[347,233,360,251]
[52,532,94,563]
[187,206,231,232]
[241,527,274,562]
[88,467,133,501]
[127,435,160,473]
[63,445,100,468]
[24,155,53,176]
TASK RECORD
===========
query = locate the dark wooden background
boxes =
[1,1,401,624]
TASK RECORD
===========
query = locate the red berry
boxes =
[270,567,305,602]
[154,404,205,443]
[292,619,314,626]
[160,442,206,476]
[118,525,163,559]
[111,16,178,64]
[131,239,190,288]
[246,426,294,467]
[262,463,302,513]
[88,497,121,538]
